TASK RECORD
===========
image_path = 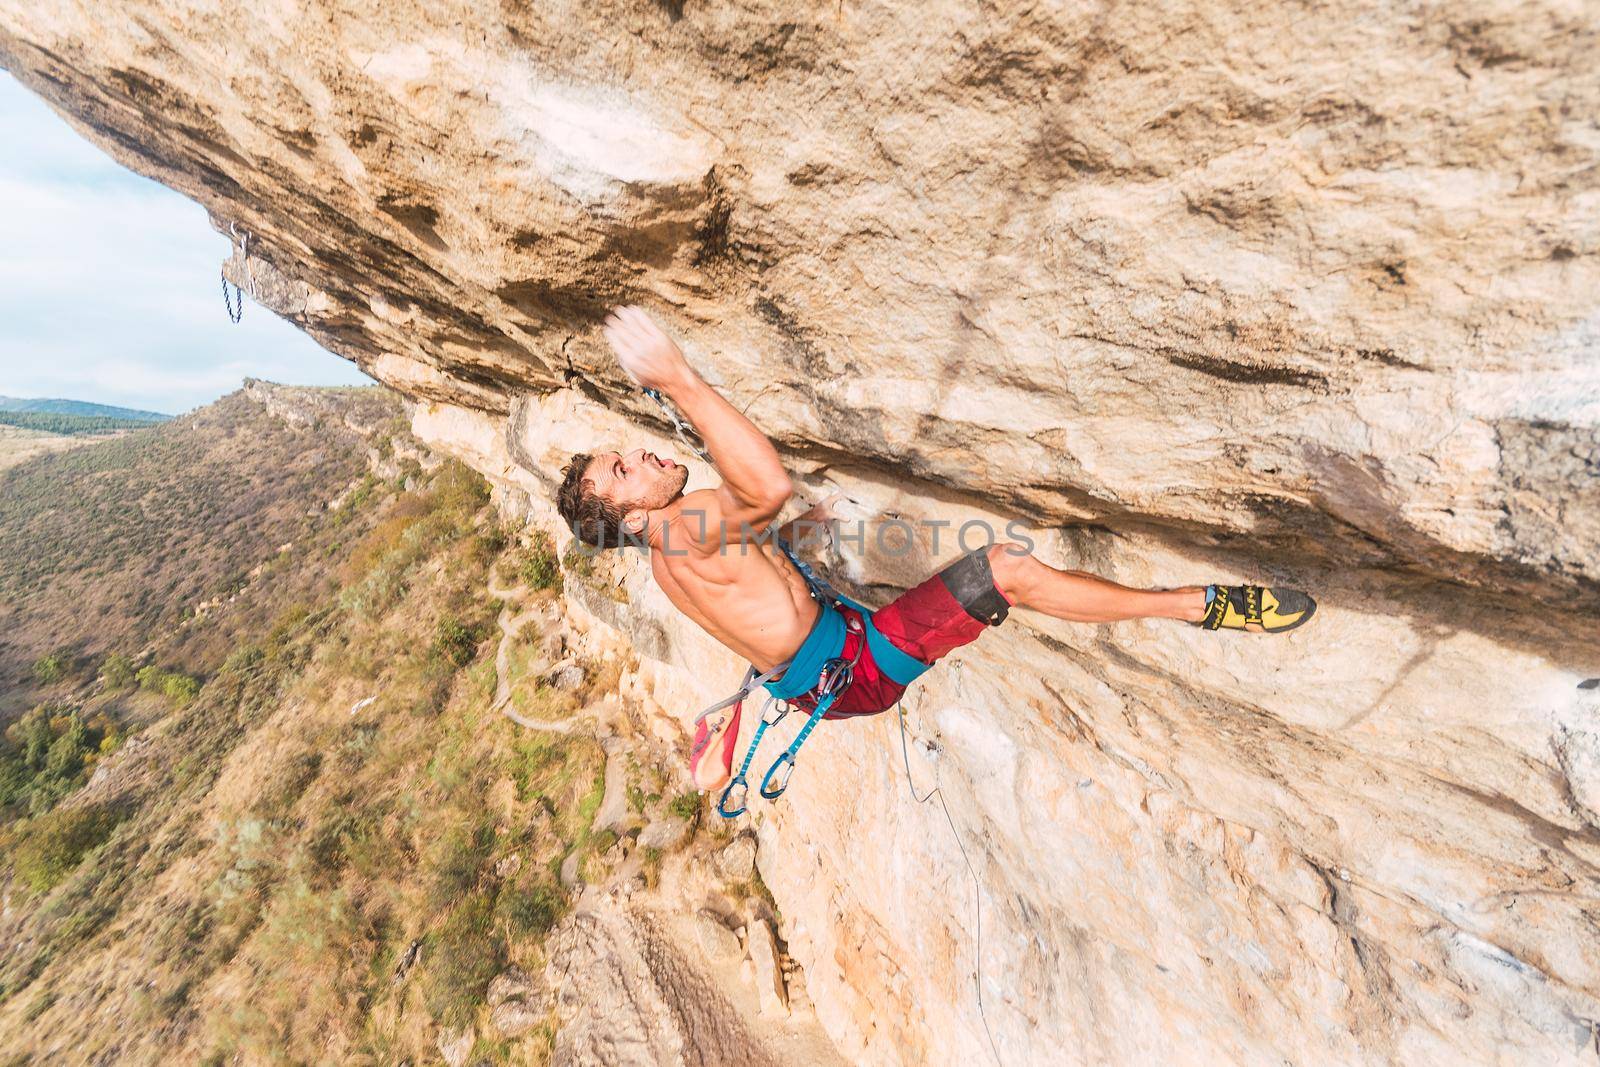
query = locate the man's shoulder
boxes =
[659,488,789,555]
[664,489,720,542]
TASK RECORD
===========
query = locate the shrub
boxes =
[422,893,504,1027]
[640,846,664,889]
[518,531,562,593]
[0,753,29,808]
[8,704,56,769]
[99,654,136,691]
[12,804,122,892]
[44,720,88,780]
[0,706,118,816]
[668,791,702,821]
[427,818,496,909]
[136,665,201,704]
[561,543,594,580]
[32,649,75,685]
[33,652,66,684]
[472,523,509,568]
[495,882,564,937]
[430,617,482,669]
[429,459,491,517]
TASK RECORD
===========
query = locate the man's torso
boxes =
[649,497,818,672]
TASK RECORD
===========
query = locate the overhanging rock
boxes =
[3,3,1598,1062]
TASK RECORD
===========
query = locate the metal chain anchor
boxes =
[220,224,253,324]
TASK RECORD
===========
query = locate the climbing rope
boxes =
[897,700,1004,1066]
[641,387,711,462]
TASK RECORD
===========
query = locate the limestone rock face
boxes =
[746,918,790,1020]
[3,3,1598,1065]
[543,897,780,1067]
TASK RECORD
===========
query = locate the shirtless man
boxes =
[556,307,1316,811]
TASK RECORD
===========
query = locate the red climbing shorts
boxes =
[812,548,1014,719]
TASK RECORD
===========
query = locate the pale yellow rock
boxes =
[746,918,790,1020]
[412,394,1599,1067]
[2,5,1597,1065]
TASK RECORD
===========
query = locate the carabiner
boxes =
[817,657,854,699]
[760,751,796,799]
[718,775,750,819]
[760,696,790,727]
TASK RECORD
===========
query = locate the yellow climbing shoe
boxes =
[1196,585,1316,633]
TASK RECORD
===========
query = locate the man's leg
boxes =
[984,543,1208,624]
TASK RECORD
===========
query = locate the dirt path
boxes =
[592,739,629,833]
[487,573,578,734]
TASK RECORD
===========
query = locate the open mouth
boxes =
[647,452,673,469]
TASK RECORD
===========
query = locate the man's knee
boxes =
[985,542,1033,599]
[938,542,1027,624]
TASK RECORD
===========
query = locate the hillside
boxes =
[0,397,170,422]
[0,411,166,436]
[0,397,171,473]
[0,423,109,475]
[0,387,827,1066]
[0,385,402,714]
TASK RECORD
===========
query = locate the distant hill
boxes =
[0,411,163,436]
[0,385,403,699]
[0,383,607,1067]
[0,396,171,421]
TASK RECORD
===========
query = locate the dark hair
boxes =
[556,452,627,548]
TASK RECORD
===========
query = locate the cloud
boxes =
[0,73,371,414]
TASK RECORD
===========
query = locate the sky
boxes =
[0,71,371,416]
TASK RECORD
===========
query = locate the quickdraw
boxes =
[220,224,256,325]
[641,387,710,462]
[716,622,862,819]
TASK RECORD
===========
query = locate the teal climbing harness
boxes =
[716,620,863,818]
[712,537,893,819]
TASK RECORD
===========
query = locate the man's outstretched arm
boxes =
[603,306,791,531]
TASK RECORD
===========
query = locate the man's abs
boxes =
[651,540,818,672]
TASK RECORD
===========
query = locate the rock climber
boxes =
[554,306,1316,805]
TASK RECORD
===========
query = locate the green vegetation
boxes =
[0,390,388,695]
[10,805,124,892]
[473,521,509,568]
[98,653,136,691]
[560,542,594,579]
[668,791,702,821]
[423,894,503,1027]
[135,665,201,704]
[339,459,489,620]
[0,395,169,421]
[502,529,562,593]
[431,616,486,669]
[640,847,664,889]
[329,472,379,527]
[560,540,628,603]
[30,649,77,685]
[0,400,661,1065]
[0,705,123,816]
[0,411,160,435]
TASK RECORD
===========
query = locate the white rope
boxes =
[896,701,1004,1065]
